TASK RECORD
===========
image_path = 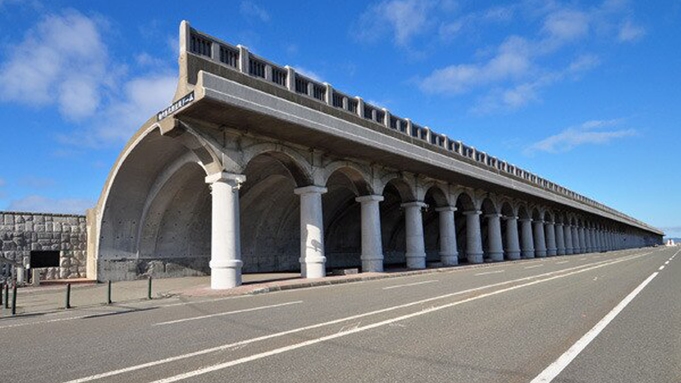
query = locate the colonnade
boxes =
[206,171,650,289]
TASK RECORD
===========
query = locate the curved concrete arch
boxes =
[379,175,417,202]
[423,184,450,207]
[322,161,374,196]
[241,142,313,187]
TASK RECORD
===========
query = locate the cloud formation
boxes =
[240,1,270,23]
[355,0,437,46]
[7,195,94,215]
[524,119,637,155]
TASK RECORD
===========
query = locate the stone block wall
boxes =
[0,211,88,280]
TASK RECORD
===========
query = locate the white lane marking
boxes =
[580,258,587,261]
[0,314,92,330]
[556,261,569,265]
[382,280,438,290]
[148,256,653,383]
[665,261,669,265]
[474,270,505,276]
[154,301,303,326]
[659,266,665,271]
[59,251,653,383]
[530,272,658,383]
[525,264,544,269]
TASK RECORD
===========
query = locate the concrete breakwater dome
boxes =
[90,21,663,289]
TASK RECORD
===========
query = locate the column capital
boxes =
[534,219,545,224]
[355,195,384,203]
[463,210,482,216]
[435,206,457,212]
[519,218,533,223]
[294,185,328,195]
[401,201,428,209]
[545,221,555,225]
[484,213,503,219]
[503,215,518,221]
[555,222,564,227]
[205,172,246,185]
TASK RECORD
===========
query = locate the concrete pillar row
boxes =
[401,201,427,269]
[294,185,328,279]
[590,228,597,252]
[572,226,580,254]
[533,220,547,257]
[485,213,504,262]
[584,227,593,253]
[435,206,459,266]
[503,216,521,260]
[355,195,384,272]
[598,230,604,252]
[555,223,566,255]
[205,172,246,290]
[577,227,586,253]
[545,221,557,256]
[564,224,573,255]
[520,218,535,259]
[463,210,484,264]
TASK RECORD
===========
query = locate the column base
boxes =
[486,251,504,262]
[361,256,384,273]
[505,251,521,260]
[547,248,557,256]
[300,256,326,279]
[565,249,573,255]
[209,259,243,289]
[440,253,459,266]
[535,250,547,257]
[406,253,426,269]
[521,251,535,259]
[556,249,566,256]
[466,252,483,264]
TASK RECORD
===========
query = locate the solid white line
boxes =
[474,270,505,276]
[149,258,654,383]
[556,261,569,265]
[530,272,659,383]
[153,301,303,326]
[382,280,438,290]
[59,251,652,383]
[525,264,544,269]
[659,266,665,271]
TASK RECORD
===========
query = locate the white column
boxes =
[520,218,535,258]
[205,172,246,290]
[546,221,557,256]
[294,185,328,279]
[356,195,384,272]
[503,216,521,260]
[578,227,586,253]
[485,213,504,262]
[564,225,573,255]
[555,223,566,255]
[572,226,581,254]
[533,220,547,257]
[464,210,484,264]
[401,201,427,269]
[436,206,459,266]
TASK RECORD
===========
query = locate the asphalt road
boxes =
[1,247,678,383]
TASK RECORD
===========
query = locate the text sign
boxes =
[157,91,195,121]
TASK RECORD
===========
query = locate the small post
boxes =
[4,283,9,309]
[65,283,71,309]
[147,276,152,300]
[11,283,17,316]
[0,283,3,307]
[107,280,112,305]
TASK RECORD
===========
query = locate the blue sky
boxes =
[0,0,679,236]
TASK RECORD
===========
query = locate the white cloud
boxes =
[294,67,323,83]
[7,195,94,215]
[420,36,532,94]
[524,119,637,155]
[0,10,112,120]
[240,1,270,23]
[356,0,436,46]
[542,9,590,43]
[618,20,645,42]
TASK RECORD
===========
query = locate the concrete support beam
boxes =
[356,195,384,272]
[294,185,328,278]
[485,213,504,262]
[401,202,427,269]
[464,210,484,264]
[546,221,557,256]
[533,220,547,257]
[555,223,566,255]
[436,206,459,266]
[520,218,535,259]
[205,172,246,289]
[503,216,521,260]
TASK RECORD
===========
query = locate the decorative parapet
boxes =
[179,21,659,234]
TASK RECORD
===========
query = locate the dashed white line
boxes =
[659,266,665,271]
[525,264,544,269]
[556,261,569,265]
[531,272,658,383]
[382,280,438,290]
[153,301,303,326]
[474,270,505,276]
[664,261,669,265]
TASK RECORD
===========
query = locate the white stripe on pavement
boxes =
[153,301,303,326]
[525,264,544,269]
[382,280,438,290]
[474,270,505,276]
